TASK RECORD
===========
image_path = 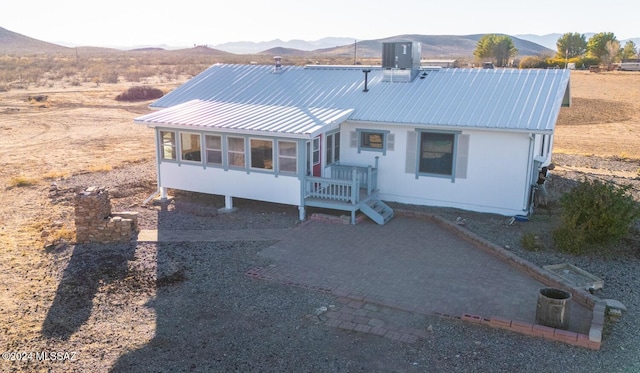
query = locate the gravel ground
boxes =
[31,156,640,372]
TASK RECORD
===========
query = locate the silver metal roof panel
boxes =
[135,99,354,138]
[143,64,570,133]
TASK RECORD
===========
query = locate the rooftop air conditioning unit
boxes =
[382,41,421,82]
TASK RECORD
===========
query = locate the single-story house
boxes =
[135,41,571,224]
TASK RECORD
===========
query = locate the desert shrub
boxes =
[115,86,164,102]
[124,68,142,82]
[519,56,549,69]
[552,179,640,254]
[521,232,542,251]
[103,70,119,84]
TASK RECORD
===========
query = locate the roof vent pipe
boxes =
[362,69,371,92]
[273,56,282,73]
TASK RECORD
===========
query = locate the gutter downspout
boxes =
[142,127,163,205]
[523,134,535,214]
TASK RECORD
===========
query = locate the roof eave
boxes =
[348,119,555,135]
[134,121,337,140]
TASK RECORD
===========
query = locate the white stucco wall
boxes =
[340,122,535,216]
[158,163,302,206]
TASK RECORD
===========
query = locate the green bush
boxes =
[545,57,566,68]
[579,56,600,69]
[552,179,640,254]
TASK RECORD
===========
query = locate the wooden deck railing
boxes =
[304,175,358,205]
[332,157,378,194]
[304,157,379,204]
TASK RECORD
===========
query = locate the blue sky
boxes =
[2,0,637,47]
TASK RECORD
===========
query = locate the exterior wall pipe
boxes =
[155,128,167,200]
[523,134,535,213]
[362,69,371,92]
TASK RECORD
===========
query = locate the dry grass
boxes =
[8,175,38,188]
[42,170,72,180]
[553,70,640,160]
[45,226,76,244]
[86,164,114,173]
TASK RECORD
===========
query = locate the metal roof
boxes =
[140,64,570,134]
[134,100,353,138]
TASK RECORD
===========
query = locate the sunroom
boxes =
[135,99,392,224]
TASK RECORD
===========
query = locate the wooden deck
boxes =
[302,160,393,224]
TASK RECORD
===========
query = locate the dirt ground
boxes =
[555,70,640,161]
[1,69,640,371]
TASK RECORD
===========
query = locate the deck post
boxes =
[298,206,306,221]
[351,168,358,205]
[373,156,379,192]
[218,195,237,214]
[160,186,168,199]
[367,165,372,195]
[224,195,233,209]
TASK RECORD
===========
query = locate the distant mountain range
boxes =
[214,33,640,55]
[1,26,638,59]
[0,26,71,54]
[211,34,553,57]
[213,37,357,54]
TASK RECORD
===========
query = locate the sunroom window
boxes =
[278,140,297,173]
[180,132,201,162]
[228,137,245,168]
[160,131,176,160]
[250,139,274,170]
[205,135,222,165]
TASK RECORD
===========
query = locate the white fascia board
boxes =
[349,120,555,135]
[134,121,315,140]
